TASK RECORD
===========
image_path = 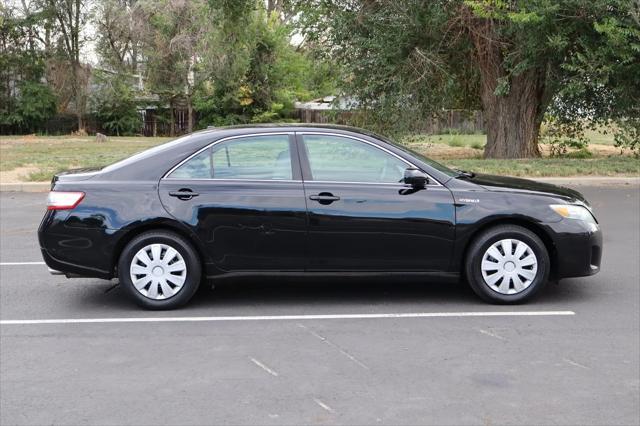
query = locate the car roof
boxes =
[193,123,383,139]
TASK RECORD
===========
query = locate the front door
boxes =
[298,133,456,271]
[159,133,307,273]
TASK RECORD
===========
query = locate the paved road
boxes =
[1,186,639,426]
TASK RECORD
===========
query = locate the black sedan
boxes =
[38,125,602,309]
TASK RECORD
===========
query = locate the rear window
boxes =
[101,135,193,174]
[168,134,292,180]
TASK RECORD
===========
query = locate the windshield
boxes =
[375,134,459,178]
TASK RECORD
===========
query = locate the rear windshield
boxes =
[100,135,192,173]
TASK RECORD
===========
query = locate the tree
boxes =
[547,2,640,156]
[94,0,141,74]
[193,0,337,126]
[134,0,208,135]
[298,0,640,158]
[0,1,57,132]
[45,0,90,132]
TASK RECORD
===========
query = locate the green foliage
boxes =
[1,81,57,131]
[614,121,640,158]
[448,137,464,148]
[298,0,639,151]
[11,82,58,130]
[0,3,58,132]
[90,72,141,136]
[553,5,640,156]
[193,2,337,127]
[297,0,482,135]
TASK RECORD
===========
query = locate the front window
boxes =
[376,134,458,178]
[302,135,407,183]
[169,135,293,180]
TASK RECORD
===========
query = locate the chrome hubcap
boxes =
[129,243,187,300]
[481,239,538,295]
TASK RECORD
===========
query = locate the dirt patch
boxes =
[0,166,40,183]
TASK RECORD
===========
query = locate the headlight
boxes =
[549,204,597,224]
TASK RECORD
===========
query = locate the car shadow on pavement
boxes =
[73,275,598,312]
[73,276,480,312]
[191,277,479,309]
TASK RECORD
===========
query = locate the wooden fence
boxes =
[293,109,485,134]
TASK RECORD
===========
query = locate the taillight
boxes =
[46,191,85,210]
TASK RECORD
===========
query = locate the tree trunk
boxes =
[169,99,175,137]
[465,13,548,159]
[72,66,85,133]
[187,94,193,133]
[76,110,83,132]
[481,69,545,158]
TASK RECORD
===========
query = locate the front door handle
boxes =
[169,189,199,200]
[309,192,340,205]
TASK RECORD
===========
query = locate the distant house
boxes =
[293,96,357,123]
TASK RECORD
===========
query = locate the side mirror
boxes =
[403,168,428,189]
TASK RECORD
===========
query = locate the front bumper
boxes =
[547,219,603,279]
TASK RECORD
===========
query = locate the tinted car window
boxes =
[212,135,292,180]
[169,148,212,179]
[302,135,407,183]
[169,135,292,180]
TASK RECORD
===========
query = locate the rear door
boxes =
[159,133,308,273]
[297,132,456,272]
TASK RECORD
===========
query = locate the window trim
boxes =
[297,132,442,186]
[162,132,300,181]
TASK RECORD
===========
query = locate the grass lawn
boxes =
[0,132,637,182]
[0,135,171,182]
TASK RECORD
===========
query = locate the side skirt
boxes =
[206,270,460,282]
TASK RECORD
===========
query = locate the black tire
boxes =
[118,230,201,310]
[465,225,550,304]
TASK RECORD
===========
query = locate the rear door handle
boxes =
[169,189,199,200]
[309,192,340,204]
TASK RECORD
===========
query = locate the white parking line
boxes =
[313,398,335,413]
[0,262,46,266]
[0,311,575,326]
[249,357,279,377]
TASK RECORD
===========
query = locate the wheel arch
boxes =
[459,217,558,279]
[110,220,210,278]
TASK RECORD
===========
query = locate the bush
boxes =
[90,72,141,136]
[563,147,593,158]
[448,137,464,147]
[0,82,57,133]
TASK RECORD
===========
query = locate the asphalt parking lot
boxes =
[1,185,639,426]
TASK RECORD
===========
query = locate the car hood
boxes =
[469,174,587,204]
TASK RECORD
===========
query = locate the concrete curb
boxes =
[0,182,51,192]
[0,176,638,193]
[533,177,640,186]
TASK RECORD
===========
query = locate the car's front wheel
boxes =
[465,225,550,304]
[118,230,201,309]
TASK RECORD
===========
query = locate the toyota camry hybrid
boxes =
[38,124,602,309]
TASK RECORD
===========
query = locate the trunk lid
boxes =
[51,167,102,188]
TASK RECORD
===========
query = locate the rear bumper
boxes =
[40,247,112,279]
[38,209,116,280]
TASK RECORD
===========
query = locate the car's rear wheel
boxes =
[465,225,549,304]
[118,230,201,309]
